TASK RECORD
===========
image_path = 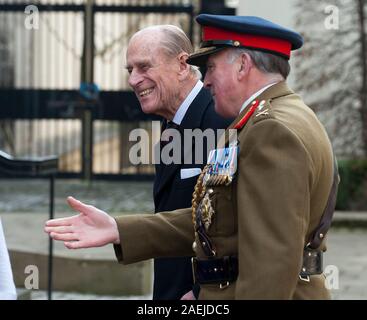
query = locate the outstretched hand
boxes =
[44,196,120,249]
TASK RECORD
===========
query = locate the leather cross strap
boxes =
[300,248,323,277]
[307,156,340,250]
[195,208,217,257]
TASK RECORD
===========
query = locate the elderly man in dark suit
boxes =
[125,25,231,300]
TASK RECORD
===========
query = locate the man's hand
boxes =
[44,196,120,249]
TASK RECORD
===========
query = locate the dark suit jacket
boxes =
[152,87,233,300]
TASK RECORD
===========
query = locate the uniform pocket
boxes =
[207,184,236,236]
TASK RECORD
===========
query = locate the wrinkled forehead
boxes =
[128,35,154,54]
[126,41,158,66]
[129,29,164,51]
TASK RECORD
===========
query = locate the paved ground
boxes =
[0,178,155,214]
[30,290,152,300]
[323,228,367,300]
[1,178,367,300]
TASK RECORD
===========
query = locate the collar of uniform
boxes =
[227,81,294,130]
[239,82,278,114]
[172,80,203,125]
[256,80,294,102]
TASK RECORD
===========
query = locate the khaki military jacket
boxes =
[114,82,334,299]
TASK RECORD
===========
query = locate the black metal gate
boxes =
[0,0,196,180]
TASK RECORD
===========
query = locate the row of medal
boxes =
[203,146,238,187]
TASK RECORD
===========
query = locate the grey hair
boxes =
[140,25,201,79]
[228,48,290,79]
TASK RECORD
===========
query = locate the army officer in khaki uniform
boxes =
[45,14,338,299]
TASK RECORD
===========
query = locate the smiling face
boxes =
[126,32,182,118]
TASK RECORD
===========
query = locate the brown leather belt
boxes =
[192,250,323,286]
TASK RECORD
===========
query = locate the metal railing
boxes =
[0,0,195,179]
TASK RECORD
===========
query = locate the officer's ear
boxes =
[238,52,252,80]
[177,52,190,80]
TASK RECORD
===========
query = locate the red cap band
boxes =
[203,26,292,58]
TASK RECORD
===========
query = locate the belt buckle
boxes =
[191,257,197,284]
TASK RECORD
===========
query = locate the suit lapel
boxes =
[153,120,166,198]
[180,88,212,129]
[153,88,212,199]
